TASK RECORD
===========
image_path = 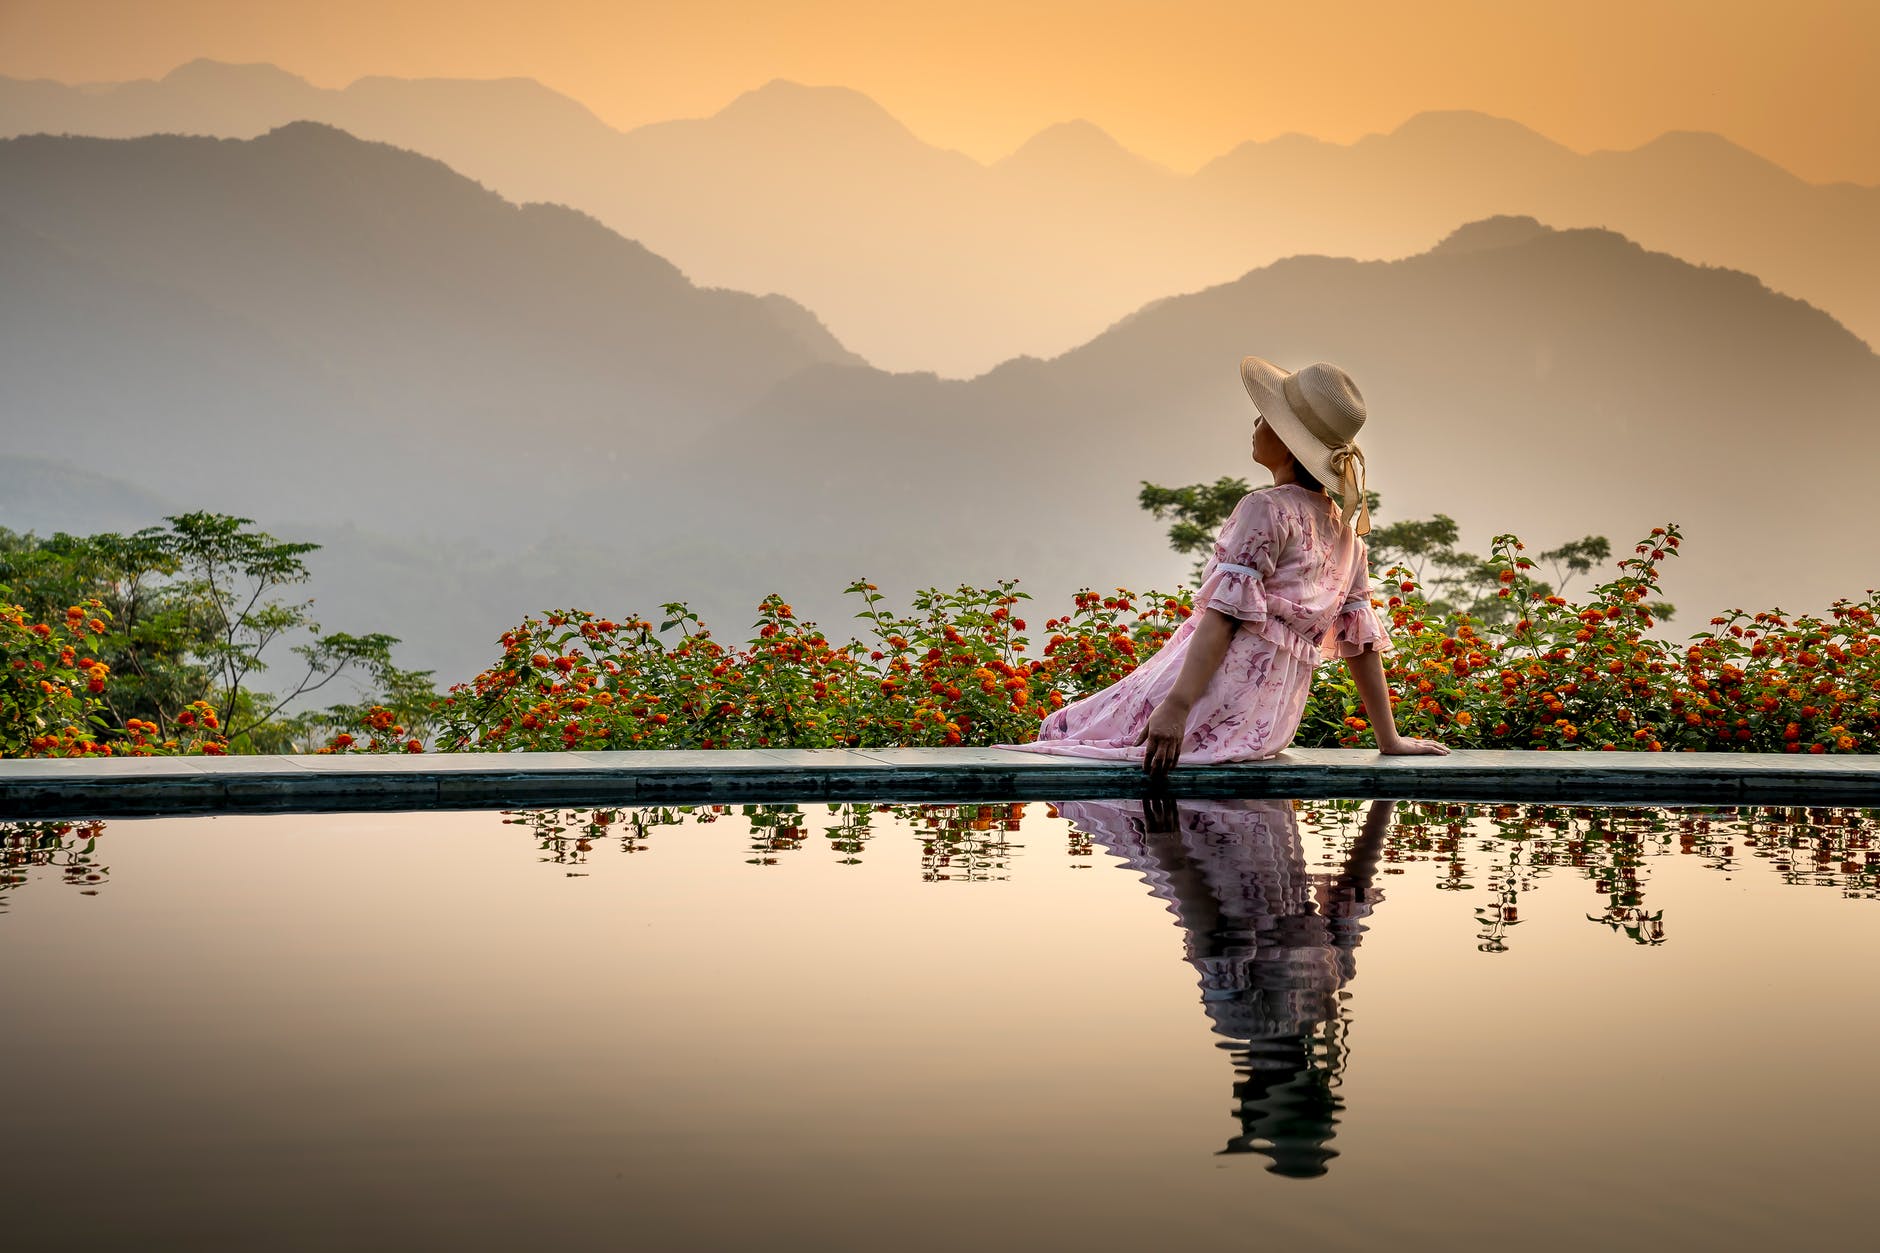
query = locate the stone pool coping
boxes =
[1,747,1877,817]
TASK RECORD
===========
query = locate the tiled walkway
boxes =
[2,747,1877,817]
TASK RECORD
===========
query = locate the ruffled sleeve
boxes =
[1195,491,1280,625]
[1324,538,1395,660]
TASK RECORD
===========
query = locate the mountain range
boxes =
[0,123,857,529]
[4,58,1876,377]
[2,125,1875,685]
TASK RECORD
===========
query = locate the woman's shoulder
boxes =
[1233,483,1299,527]
[1216,486,1291,554]
[1233,484,1282,513]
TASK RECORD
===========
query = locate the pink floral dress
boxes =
[999,483,1394,763]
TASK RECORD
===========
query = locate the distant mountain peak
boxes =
[1615,128,1805,183]
[998,119,1162,173]
[159,58,312,91]
[247,121,481,192]
[255,119,365,145]
[1199,110,1568,176]
[1383,109,1567,152]
[1427,214,1559,255]
[714,78,910,135]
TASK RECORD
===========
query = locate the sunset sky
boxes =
[4,0,1877,185]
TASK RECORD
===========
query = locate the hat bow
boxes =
[1327,443,1370,537]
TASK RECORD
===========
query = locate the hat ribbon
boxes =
[1282,373,1371,537]
[1328,443,1371,537]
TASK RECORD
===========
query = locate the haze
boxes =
[5,0,1879,187]
[2,1,1875,691]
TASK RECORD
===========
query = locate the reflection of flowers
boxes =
[490,801,1878,951]
[1,820,109,913]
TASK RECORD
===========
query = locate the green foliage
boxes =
[1137,481,1670,627]
[0,515,434,754]
[1138,476,1253,583]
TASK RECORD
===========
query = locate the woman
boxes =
[1000,357,1447,775]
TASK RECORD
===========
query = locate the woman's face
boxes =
[1251,414,1290,469]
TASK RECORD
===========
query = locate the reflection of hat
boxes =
[1055,796,1363,1177]
[1240,356,1372,537]
[1220,1036,1344,1179]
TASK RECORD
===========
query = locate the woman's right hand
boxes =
[1134,698,1192,777]
[1379,735,1449,755]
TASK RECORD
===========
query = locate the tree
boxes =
[1138,477,1251,585]
[0,515,434,751]
[1536,535,1612,596]
[1134,483,1667,628]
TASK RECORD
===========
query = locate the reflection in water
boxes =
[8,800,1880,1250]
[6,800,1875,933]
[506,802,1030,880]
[1056,797,1392,1178]
[1,820,108,912]
[10,803,1873,933]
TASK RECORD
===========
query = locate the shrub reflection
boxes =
[1,820,108,912]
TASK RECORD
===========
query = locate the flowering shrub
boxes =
[1304,523,1879,753]
[430,580,1189,752]
[10,520,1876,757]
[434,523,1877,756]
[313,705,426,755]
[2,601,113,757]
[1,601,230,757]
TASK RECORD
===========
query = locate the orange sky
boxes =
[4,0,1877,184]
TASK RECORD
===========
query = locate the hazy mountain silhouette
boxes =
[660,214,1880,654]
[0,455,176,536]
[2,123,1874,682]
[5,60,1876,376]
[0,124,860,533]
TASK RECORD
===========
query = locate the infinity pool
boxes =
[4,799,1875,1250]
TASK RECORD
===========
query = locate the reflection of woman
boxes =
[996,358,1445,775]
[1056,796,1394,1177]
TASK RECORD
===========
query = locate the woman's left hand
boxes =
[1380,735,1449,755]
[1134,699,1192,777]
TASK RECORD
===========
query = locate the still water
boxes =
[4,798,1877,1251]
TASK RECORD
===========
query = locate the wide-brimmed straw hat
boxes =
[1240,356,1372,537]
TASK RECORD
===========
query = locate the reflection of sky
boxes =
[2,803,1879,1249]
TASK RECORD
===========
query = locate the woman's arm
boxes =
[1136,607,1238,777]
[1344,645,1448,755]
